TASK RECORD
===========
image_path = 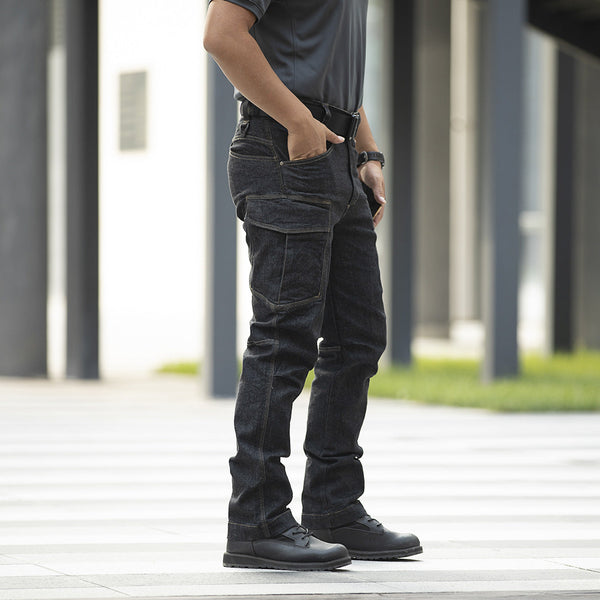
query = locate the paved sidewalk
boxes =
[0,376,599,599]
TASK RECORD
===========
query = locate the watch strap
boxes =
[357,150,385,168]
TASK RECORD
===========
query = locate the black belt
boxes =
[240,98,361,140]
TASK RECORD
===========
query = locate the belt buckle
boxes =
[348,112,361,140]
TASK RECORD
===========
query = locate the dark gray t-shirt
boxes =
[214,0,368,112]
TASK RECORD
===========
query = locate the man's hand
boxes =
[287,117,345,161]
[358,161,386,227]
[354,106,385,226]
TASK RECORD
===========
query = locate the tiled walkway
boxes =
[0,376,599,599]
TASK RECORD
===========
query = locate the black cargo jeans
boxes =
[226,104,387,542]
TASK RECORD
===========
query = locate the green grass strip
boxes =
[156,361,200,375]
[369,351,600,411]
[158,351,600,412]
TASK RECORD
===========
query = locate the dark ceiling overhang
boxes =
[528,0,600,58]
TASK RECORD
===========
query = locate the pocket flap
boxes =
[244,196,330,234]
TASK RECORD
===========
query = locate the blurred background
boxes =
[1,0,599,392]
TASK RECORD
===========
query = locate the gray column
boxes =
[574,58,600,350]
[65,0,99,378]
[0,1,48,377]
[414,0,452,338]
[549,50,575,353]
[389,0,416,365]
[480,0,524,381]
[204,61,238,397]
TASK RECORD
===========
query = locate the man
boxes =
[204,0,422,571]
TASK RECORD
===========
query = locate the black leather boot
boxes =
[310,515,422,560]
[224,525,351,570]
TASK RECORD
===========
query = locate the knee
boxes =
[364,311,387,366]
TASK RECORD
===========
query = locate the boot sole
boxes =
[223,551,351,571]
[349,544,423,560]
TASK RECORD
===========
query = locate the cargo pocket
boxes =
[244,195,331,310]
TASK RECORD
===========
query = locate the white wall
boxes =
[99,0,207,376]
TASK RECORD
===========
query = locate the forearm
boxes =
[204,4,311,131]
[355,107,380,154]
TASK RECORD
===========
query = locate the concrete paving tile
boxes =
[380,580,600,593]
[0,565,59,577]
[80,570,361,586]
[0,588,126,600]
[550,558,600,572]
[78,568,600,587]
[0,575,97,590]
[128,594,600,600]
[348,569,600,583]
[0,555,29,565]
[28,559,224,576]
[465,539,600,547]
[7,551,207,564]
[10,558,227,576]
[345,557,569,571]
[521,549,600,559]
[110,581,398,596]
[0,525,198,545]
[1,379,600,598]
[0,543,210,554]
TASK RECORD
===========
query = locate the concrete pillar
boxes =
[480,0,525,381]
[450,0,482,323]
[574,58,600,349]
[65,0,99,378]
[389,0,416,365]
[204,61,238,397]
[0,1,48,377]
[414,0,452,338]
[548,50,575,353]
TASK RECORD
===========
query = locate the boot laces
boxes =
[365,515,382,528]
[291,525,311,540]
[288,525,311,546]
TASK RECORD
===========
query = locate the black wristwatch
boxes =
[357,150,385,169]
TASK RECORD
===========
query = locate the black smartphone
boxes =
[361,182,383,218]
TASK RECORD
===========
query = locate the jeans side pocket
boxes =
[244,195,331,311]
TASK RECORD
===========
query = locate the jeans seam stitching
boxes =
[257,325,278,537]
[278,235,289,304]
[229,151,278,162]
[319,286,342,514]
[252,289,323,312]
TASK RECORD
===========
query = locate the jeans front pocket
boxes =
[230,135,276,160]
[243,195,332,311]
[278,143,335,166]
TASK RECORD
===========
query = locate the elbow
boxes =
[203,30,220,56]
[203,27,235,59]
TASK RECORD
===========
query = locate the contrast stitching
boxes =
[229,151,278,162]
[244,218,329,235]
[250,287,322,312]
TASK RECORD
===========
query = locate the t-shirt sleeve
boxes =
[209,0,272,21]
